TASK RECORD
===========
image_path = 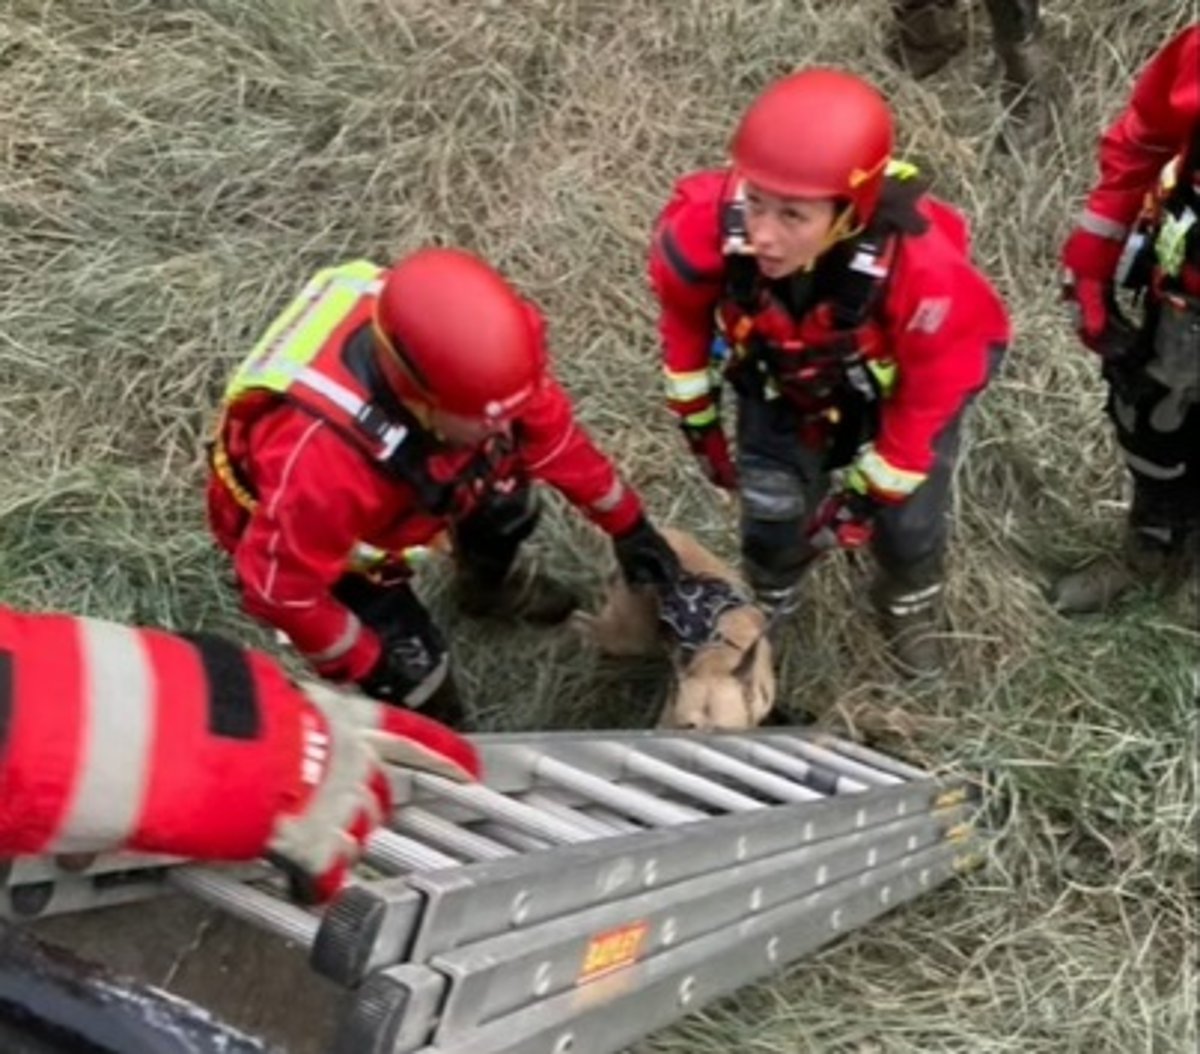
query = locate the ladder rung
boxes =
[810,733,932,782]
[367,830,463,874]
[765,735,905,787]
[518,792,627,840]
[581,743,766,813]
[650,739,826,803]
[530,753,705,826]
[579,806,644,834]
[474,823,553,853]
[708,737,868,794]
[168,868,319,948]
[414,774,596,845]
[1,853,181,885]
[396,808,517,863]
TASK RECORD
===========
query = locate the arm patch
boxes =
[180,633,262,741]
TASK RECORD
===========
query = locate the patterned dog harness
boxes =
[657,574,752,658]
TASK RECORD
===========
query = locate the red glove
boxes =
[0,610,479,904]
[1061,226,1137,358]
[681,422,737,490]
[807,489,878,551]
[261,681,478,902]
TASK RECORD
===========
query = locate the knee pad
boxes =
[739,465,807,523]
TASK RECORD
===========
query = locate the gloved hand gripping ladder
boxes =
[2,727,987,1054]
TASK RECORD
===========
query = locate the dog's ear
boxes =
[668,647,689,681]
[730,631,764,686]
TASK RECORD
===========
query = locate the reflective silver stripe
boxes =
[664,370,713,400]
[295,366,368,418]
[590,479,627,514]
[53,619,155,852]
[855,446,925,498]
[336,275,384,296]
[1077,210,1128,242]
[1136,525,1174,546]
[886,583,943,617]
[405,652,450,708]
[305,612,364,666]
[1121,448,1186,481]
[523,424,573,473]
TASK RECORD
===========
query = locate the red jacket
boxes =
[649,170,1011,501]
[0,606,477,902]
[208,317,642,682]
[1079,25,1200,237]
[0,607,316,857]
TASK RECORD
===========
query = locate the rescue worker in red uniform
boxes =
[1053,24,1200,612]
[650,69,1010,675]
[208,248,679,726]
[0,605,479,905]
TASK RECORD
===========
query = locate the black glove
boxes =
[613,516,681,589]
[357,627,448,708]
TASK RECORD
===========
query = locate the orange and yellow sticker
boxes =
[576,921,650,984]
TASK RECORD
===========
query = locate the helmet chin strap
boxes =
[785,202,862,275]
[371,312,440,431]
[815,201,863,260]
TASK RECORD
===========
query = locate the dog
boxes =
[572,528,776,730]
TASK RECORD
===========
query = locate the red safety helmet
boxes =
[730,68,894,223]
[373,248,546,421]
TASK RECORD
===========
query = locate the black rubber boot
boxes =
[451,489,580,625]
[887,0,966,79]
[454,564,580,625]
[871,553,947,678]
[1051,527,1198,615]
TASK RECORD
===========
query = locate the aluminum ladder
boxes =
[1,727,986,1054]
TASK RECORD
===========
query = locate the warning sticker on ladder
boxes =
[577,920,650,984]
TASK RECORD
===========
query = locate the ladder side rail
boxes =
[1,872,176,923]
[397,779,957,962]
[0,853,182,886]
[429,808,969,1037]
[403,840,966,1054]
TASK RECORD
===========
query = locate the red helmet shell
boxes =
[730,68,894,222]
[375,248,545,419]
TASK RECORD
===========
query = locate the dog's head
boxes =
[660,632,776,731]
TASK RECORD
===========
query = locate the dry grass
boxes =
[2,1,1197,1051]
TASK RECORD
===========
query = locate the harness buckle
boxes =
[355,403,409,459]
